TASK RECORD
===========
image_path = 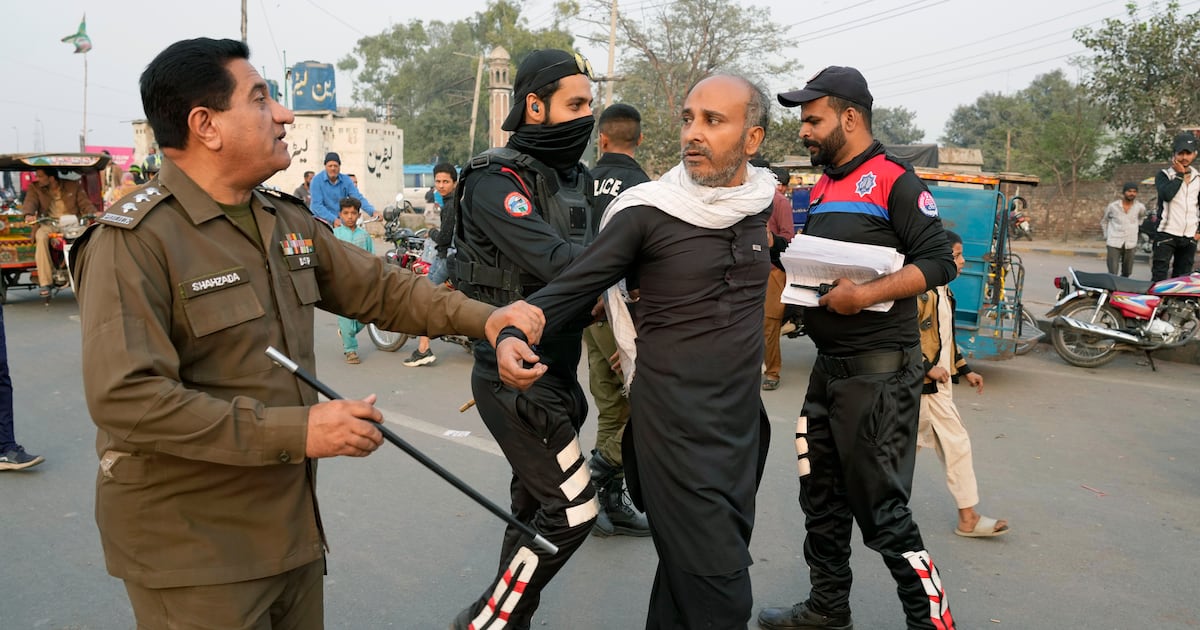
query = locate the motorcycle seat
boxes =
[1074,270,1152,294]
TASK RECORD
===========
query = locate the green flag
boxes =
[61,14,92,54]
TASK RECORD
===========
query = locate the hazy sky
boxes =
[0,0,1158,154]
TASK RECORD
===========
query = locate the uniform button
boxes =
[278,450,291,463]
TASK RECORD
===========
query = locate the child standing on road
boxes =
[332,197,374,364]
[917,230,1011,538]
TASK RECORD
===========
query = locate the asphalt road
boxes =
[1,248,1197,629]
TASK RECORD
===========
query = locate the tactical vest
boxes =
[452,147,593,306]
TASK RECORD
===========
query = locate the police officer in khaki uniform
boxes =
[71,37,544,630]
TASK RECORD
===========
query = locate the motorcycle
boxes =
[1047,267,1200,369]
[365,207,472,353]
[1008,202,1033,240]
[1137,212,1158,254]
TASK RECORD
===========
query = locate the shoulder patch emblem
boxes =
[504,192,532,217]
[855,171,877,198]
[918,190,939,218]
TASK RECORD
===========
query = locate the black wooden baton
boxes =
[265,346,559,555]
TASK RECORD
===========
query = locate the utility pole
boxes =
[468,55,484,156]
[241,0,248,44]
[603,0,618,111]
[1005,129,1012,172]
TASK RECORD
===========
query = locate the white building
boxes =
[130,114,405,209]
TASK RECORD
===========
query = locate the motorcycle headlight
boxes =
[382,205,400,222]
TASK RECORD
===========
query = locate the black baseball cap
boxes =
[501,49,593,132]
[777,66,873,110]
[1173,132,1197,154]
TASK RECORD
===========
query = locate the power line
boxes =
[878,50,1079,99]
[302,0,367,36]
[870,27,1085,88]
[871,0,1200,97]
[257,0,287,71]
[790,0,949,44]
[863,0,1114,73]
[783,0,881,30]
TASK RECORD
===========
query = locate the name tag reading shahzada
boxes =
[180,267,249,299]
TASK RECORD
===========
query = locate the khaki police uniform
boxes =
[72,159,492,608]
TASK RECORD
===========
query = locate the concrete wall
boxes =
[1003,163,1166,240]
[133,115,405,211]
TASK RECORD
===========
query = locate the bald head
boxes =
[680,74,767,187]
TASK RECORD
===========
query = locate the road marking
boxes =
[377,405,505,458]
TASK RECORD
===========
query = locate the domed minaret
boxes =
[487,46,512,148]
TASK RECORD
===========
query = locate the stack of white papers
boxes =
[779,234,905,312]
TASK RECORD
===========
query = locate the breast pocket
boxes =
[290,267,321,306]
[182,282,266,338]
[724,234,770,289]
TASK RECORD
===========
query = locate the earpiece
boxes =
[531,103,539,112]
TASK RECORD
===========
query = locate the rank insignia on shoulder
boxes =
[504,192,532,218]
[280,232,314,256]
[97,184,173,229]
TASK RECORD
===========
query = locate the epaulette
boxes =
[96,182,173,230]
[256,186,308,207]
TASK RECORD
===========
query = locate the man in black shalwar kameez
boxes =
[494,75,777,629]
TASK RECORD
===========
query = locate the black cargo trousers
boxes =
[457,336,597,629]
[796,344,956,630]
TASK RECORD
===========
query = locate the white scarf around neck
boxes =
[600,162,777,389]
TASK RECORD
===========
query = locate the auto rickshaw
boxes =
[0,152,109,304]
[919,168,1044,360]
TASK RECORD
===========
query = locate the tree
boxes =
[1075,1,1200,164]
[338,1,577,166]
[758,112,804,164]
[873,106,925,145]
[941,71,1102,183]
[1013,70,1105,189]
[941,92,1032,172]
[596,0,798,172]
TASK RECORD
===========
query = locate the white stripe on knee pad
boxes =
[559,461,591,501]
[565,496,599,527]
[556,438,582,473]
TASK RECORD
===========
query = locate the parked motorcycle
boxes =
[1008,201,1033,240]
[1137,212,1158,254]
[1047,267,1200,369]
[365,208,472,353]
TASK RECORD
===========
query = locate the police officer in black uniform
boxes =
[450,49,598,630]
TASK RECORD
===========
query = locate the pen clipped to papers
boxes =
[790,282,835,296]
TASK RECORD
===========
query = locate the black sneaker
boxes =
[0,448,45,471]
[757,601,853,630]
[403,348,436,367]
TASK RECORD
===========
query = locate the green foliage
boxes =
[941,92,1032,172]
[600,0,799,173]
[872,106,925,145]
[940,71,1102,184]
[759,112,804,164]
[1075,1,1200,164]
[1014,71,1105,187]
[338,0,577,166]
